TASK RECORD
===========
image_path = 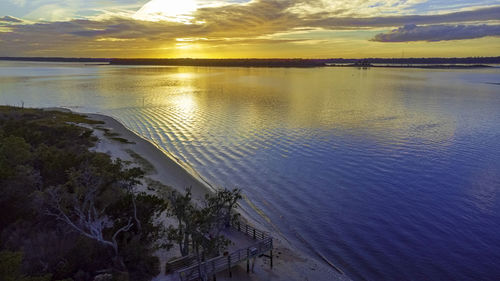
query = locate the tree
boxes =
[167,188,195,256]
[0,107,166,280]
[0,251,51,281]
[166,188,241,281]
[42,163,134,270]
[204,189,241,239]
[0,135,32,179]
[195,188,241,258]
[0,135,39,228]
[167,188,242,257]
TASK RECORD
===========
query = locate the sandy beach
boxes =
[77,111,349,281]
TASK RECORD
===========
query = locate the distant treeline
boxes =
[347,57,500,65]
[110,57,500,67]
[111,58,329,67]
[0,57,111,63]
[1,56,500,67]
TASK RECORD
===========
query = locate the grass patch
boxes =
[110,137,134,144]
[95,126,133,144]
[126,149,156,174]
[95,126,132,143]
[0,106,104,125]
[145,178,173,199]
[105,131,120,137]
[59,112,103,125]
[94,126,108,132]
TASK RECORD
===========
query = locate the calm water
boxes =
[1,61,500,280]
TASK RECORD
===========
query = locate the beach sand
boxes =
[78,112,350,281]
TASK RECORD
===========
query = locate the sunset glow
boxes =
[0,0,499,58]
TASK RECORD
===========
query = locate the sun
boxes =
[133,0,198,22]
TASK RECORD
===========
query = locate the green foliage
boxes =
[167,188,242,258]
[0,251,51,281]
[0,250,23,281]
[0,107,167,281]
[110,137,134,144]
[0,135,31,166]
[0,106,242,280]
[0,134,39,227]
[126,150,156,175]
[168,188,195,256]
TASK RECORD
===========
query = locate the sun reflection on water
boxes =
[173,94,196,114]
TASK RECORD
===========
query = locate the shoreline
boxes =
[72,109,349,281]
[86,112,214,200]
[2,57,499,69]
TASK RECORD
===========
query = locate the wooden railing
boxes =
[176,237,272,281]
[232,220,268,240]
[165,255,197,274]
[174,221,273,281]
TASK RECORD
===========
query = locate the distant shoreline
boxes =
[328,64,493,69]
[1,56,499,68]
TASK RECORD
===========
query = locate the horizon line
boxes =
[1,56,500,60]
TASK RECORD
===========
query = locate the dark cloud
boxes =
[0,15,23,23]
[372,24,500,42]
[307,6,500,29]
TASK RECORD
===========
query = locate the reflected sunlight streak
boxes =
[173,94,197,120]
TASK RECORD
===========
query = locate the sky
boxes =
[0,0,499,58]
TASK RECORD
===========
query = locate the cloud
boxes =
[24,4,78,21]
[288,0,429,17]
[0,15,22,23]
[372,24,500,42]
[193,0,300,36]
[307,6,500,29]
[0,1,499,57]
[2,2,500,39]
[2,0,301,42]
[9,0,26,7]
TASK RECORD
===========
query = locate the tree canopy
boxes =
[0,107,164,281]
[0,106,243,281]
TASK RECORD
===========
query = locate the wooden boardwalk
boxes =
[171,221,273,281]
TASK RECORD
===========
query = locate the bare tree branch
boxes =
[44,184,133,259]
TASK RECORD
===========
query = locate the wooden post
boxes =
[212,261,216,281]
[253,229,256,239]
[228,255,232,278]
[247,248,250,273]
[270,249,273,269]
